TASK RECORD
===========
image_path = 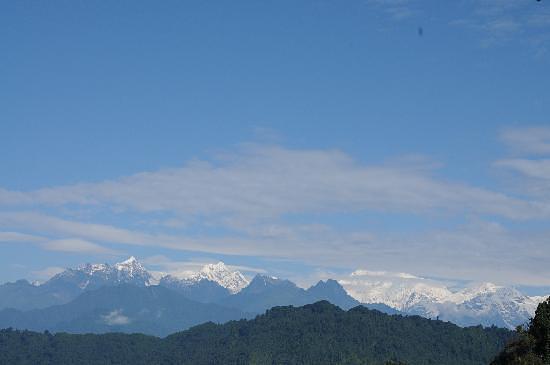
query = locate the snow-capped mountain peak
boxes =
[191,261,249,294]
[113,256,153,285]
[50,257,154,290]
[115,256,147,275]
[117,256,138,266]
[448,282,501,304]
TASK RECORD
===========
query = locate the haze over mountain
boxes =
[0,284,249,337]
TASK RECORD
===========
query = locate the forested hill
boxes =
[0,301,512,365]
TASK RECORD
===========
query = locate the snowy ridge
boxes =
[52,257,249,294]
[165,262,249,294]
[342,270,451,311]
[52,256,154,289]
[191,262,249,294]
[113,256,152,283]
[339,269,549,329]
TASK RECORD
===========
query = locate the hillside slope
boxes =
[0,301,512,365]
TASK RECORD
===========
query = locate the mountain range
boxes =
[341,270,547,329]
[0,257,547,335]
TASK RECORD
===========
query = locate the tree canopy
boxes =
[0,301,513,365]
[491,297,550,365]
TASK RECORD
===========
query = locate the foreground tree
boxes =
[492,297,550,365]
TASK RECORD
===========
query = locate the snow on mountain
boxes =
[48,257,249,294]
[447,285,540,328]
[530,295,550,305]
[113,256,153,284]
[339,269,548,329]
[13,256,549,329]
[340,270,452,316]
[51,256,154,289]
[171,262,249,294]
[447,282,501,304]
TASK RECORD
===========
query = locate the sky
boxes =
[1,0,550,290]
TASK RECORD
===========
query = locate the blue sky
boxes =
[1,0,550,288]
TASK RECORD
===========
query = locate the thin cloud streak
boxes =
[142,254,267,279]
[500,126,550,155]
[0,229,118,255]
[1,211,549,286]
[496,159,550,181]
[41,238,120,255]
[0,146,548,220]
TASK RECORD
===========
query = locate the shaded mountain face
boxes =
[306,279,360,310]
[0,276,364,338]
[0,284,249,337]
[0,280,65,311]
[159,276,231,303]
[219,275,361,313]
[219,275,310,313]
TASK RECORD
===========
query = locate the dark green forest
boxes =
[0,301,512,365]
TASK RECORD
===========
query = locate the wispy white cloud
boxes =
[142,254,266,279]
[5,210,549,285]
[30,266,65,282]
[41,238,119,255]
[495,158,550,199]
[496,158,550,180]
[367,0,419,20]
[399,220,550,286]
[460,0,549,48]
[366,0,550,51]
[351,269,420,279]
[500,126,550,155]
[0,231,44,243]
[0,212,286,257]
[101,309,131,326]
[0,229,117,255]
[0,146,548,220]
[496,126,550,199]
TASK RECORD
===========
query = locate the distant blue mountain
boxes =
[0,257,154,311]
[307,279,361,310]
[159,276,231,303]
[219,275,362,314]
[0,284,249,337]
